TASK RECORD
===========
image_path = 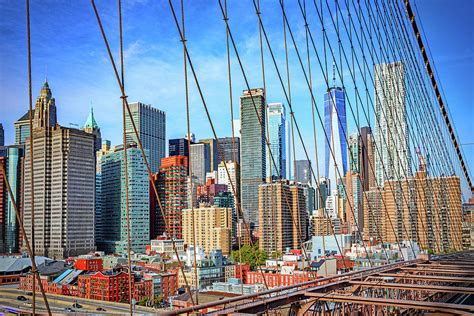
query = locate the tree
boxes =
[138,297,148,306]
[231,244,267,269]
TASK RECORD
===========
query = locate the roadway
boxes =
[0,287,165,315]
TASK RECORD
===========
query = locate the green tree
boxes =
[231,244,268,269]
[138,297,148,306]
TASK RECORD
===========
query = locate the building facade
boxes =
[374,62,408,187]
[182,206,232,255]
[240,88,266,226]
[97,145,150,254]
[258,181,308,255]
[155,155,188,239]
[267,103,286,179]
[0,146,24,253]
[169,138,190,157]
[125,102,166,173]
[199,139,218,172]
[295,160,312,185]
[190,142,210,185]
[324,87,347,190]
[216,137,240,164]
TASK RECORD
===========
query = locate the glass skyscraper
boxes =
[324,87,348,191]
[0,145,24,253]
[97,145,150,254]
[125,102,166,173]
[240,88,266,226]
[267,103,286,179]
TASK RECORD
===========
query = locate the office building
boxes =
[348,133,360,173]
[125,102,165,173]
[267,103,286,179]
[155,155,188,239]
[310,209,332,237]
[190,142,210,185]
[363,188,383,242]
[259,180,308,255]
[295,160,312,185]
[345,171,363,236]
[240,88,266,225]
[216,137,240,164]
[169,138,190,157]
[14,111,33,145]
[182,206,232,255]
[0,145,24,253]
[0,124,3,146]
[200,138,218,172]
[324,86,347,189]
[97,145,150,254]
[24,127,95,258]
[94,140,111,246]
[217,161,240,198]
[374,62,408,187]
[22,82,95,259]
[82,107,102,152]
[360,126,376,191]
[316,177,329,210]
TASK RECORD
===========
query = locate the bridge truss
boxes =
[169,251,474,315]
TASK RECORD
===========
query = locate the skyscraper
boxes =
[23,82,95,259]
[0,145,24,253]
[240,88,266,226]
[324,87,347,191]
[216,137,240,164]
[199,138,218,172]
[295,160,312,185]
[97,145,150,254]
[190,142,210,185]
[374,62,408,187]
[348,133,360,173]
[155,155,188,239]
[258,180,308,254]
[360,126,376,191]
[125,102,166,173]
[217,160,240,199]
[169,138,190,157]
[267,103,286,179]
[0,124,4,146]
[82,107,102,153]
[95,140,111,247]
[14,111,33,145]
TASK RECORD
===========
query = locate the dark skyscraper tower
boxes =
[240,88,266,226]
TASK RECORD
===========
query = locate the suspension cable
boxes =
[90,0,196,304]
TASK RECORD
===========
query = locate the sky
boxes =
[0,0,472,196]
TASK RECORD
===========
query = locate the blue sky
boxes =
[0,0,472,196]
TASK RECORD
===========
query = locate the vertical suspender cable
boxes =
[117,0,133,312]
[180,0,199,304]
[225,0,244,294]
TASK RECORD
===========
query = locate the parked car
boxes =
[96,307,106,311]
[72,303,82,308]
[17,296,27,301]
[64,307,75,313]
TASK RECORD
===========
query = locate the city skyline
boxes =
[0,1,472,183]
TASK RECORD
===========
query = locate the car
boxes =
[64,307,75,313]
[17,295,27,301]
[26,292,33,296]
[72,303,82,308]
[96,307,106,311]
